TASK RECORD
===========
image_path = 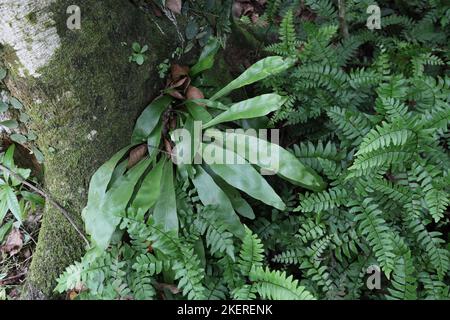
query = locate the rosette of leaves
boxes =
[56,38,325,299]
[82,38,325,250]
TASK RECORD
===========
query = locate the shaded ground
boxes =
[0,200,42,300]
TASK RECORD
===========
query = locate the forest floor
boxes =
[0,207,41,299]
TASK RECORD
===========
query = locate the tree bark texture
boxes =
[0,0,183,298]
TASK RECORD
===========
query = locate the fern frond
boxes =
[272,249,305,265]
[292,140,343,173]
[348,147,414,177]
[356,121,414,156]
[386,238,417,300]
[195,206,235,260]
[238,227,264,276]
[131,272,156,300]
[327,106,371,146]
[297,219,326,243]
[352,198,396,278]
[204,274,228,300]
[403,214,449,280]
[133,253,171,276]
[304,0,337,21]
[296,64,349,93]
[374,97,408,120]
[297,187,348,213]
[376,75,409,100]
[419,272,450,299]
[172,246,206,300]
[250,267,316,300]
[411,52,444,77]
[349,68,382,89]
[266,10,298,57]
[231,285,257,300]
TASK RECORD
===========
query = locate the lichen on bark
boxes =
[1,0,182,299]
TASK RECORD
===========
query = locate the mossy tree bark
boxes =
[0,0,184,299]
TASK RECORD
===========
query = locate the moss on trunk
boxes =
[2,0,183,299]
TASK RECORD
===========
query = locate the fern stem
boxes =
[338,0,349,40]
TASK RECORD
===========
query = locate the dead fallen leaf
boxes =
[186,86,204,100]
[68,290,79,300]
[168,89,185,100]
[233,0,266,22]
[2,228,23,256]
[155,282,181,294]
[168,76,188,89]
[251,13,260,23]
[232,2,243,18]
[128,144,147,168]
[166,0,182,15]
[170,116,177,130]
[183,76,192,93]
[164,138,173,158]
[23,248,31,259]
[8,288,20,299]
[242,3,255,16]
[170,64,189,81]
[149,1,163,17]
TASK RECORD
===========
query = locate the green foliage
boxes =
[258,0,450,300]
[56,40,323,299]
[0,145,44,228]
[129,42,148,65]
[250,267,316,300]
[57,0,450,300]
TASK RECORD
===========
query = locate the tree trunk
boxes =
[0,0,183,299]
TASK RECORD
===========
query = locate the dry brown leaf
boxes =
[68,290,79,300]
[170,116,177,130]
[23,248,31,259]
[168,89,185,100]
[160,283,181,294]
[232,2,243,18]
[183,76,192,93]
[186,86,204,100]
[168,76,188,89]
[170,64,189,80]
[2,228,23,256]
[164,138,173,153]
[242,3,254,16]
[251,13,260,23]
[128,144,147,168]
[166,0,182,14]
[150,1,163,17]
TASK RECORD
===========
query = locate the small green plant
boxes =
[0,144,44,299]
[0,144,44,242]
[129,42,148,66]
[157,59,170,79]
